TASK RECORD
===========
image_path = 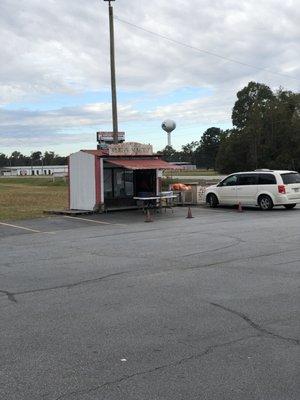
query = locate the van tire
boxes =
[284,204,296,210]
[258,195,273,211]
[207,193,218,208]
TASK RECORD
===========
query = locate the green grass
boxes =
[0,177,68,221]
[163,169,219,176]
[0,177,67,187]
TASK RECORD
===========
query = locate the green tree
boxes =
[217,82,300,173]
[43,151,56,165]
[53,155,68,165]
[10,151,29,166]
[271,90,300,170]
[0,153,8,167]
[158,146,178,162]
[232,81,275,130]
[215,130,252,173]
[31,151,42,163]
[181,141,199,164]
[198,127,224,169]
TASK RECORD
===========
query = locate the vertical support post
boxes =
[100,158,104,203]
[167,132,171,147]
[107,1,118,143]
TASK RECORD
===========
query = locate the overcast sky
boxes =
[0,0,299,155]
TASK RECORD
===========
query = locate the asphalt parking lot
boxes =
[1,205,300,400]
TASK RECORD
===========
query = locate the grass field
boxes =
[163,169,218,176]
[0,174,218,221]
[0,177,68,221]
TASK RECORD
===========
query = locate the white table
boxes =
[133,195,178,213]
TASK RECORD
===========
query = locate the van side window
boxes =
[258,174,276,185]
[221,175,237,186]
[237,174,258,185]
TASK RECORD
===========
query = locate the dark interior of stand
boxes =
[103,164,156,207]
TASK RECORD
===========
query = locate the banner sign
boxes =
[108,142,153,156]
[97,132,125,143]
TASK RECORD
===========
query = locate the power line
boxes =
[114,16,298,82]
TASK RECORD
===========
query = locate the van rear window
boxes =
[281,173,300,184]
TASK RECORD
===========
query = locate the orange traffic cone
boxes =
[186,206,194,219]
[237,202,243,212]
[145,209,153,222]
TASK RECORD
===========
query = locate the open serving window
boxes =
[103,159,160,207]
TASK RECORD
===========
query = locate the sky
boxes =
[0,0,299,156]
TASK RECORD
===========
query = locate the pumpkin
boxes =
[170,183,191,191]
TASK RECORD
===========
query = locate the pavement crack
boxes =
[210,302,299,345]
[1,271,129,303]
[179,235,246,258]
[181,239,242,258]
[184,247,300,271]
[0,289,17,303]
[274,259,300,266]
[87,228,160,240]
[54,335,254,399]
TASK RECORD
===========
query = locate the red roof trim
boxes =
[82,149,108,157]
[105,158,179,170]
[81,150,162,158]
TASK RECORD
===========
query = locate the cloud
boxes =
[1,0,299,102]
[0,88,232,148]
[0,0,299,150]
[0,102,141,145]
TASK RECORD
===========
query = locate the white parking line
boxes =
[0,222,41,233]
[64,216,125,226]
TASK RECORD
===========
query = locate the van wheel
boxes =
[258,195,273,211]
[207,193,218,208]
[284,204,296,210]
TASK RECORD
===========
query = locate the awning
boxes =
[105,158,179,170]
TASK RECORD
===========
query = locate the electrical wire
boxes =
[114,15,298,82]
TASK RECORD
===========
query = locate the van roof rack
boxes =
[254,169,273,172]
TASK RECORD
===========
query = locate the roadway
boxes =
[1,206,299,399]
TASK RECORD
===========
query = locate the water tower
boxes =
[161,120,176,147]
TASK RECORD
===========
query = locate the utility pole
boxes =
[103,0,118,144]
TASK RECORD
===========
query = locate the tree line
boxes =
[0,151,67,168]
[158,81,300,173]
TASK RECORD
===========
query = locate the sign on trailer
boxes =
[97,132,125,143]
[108,142,153,156]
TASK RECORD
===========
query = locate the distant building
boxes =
[169,162,197,171]
[0,165,68,177]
